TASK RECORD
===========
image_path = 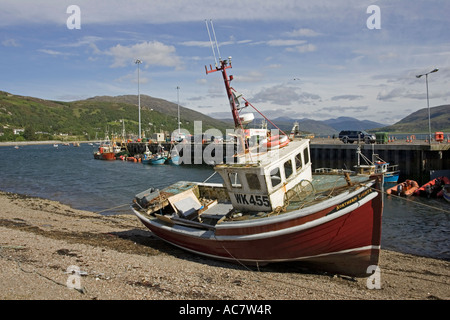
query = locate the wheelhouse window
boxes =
[246,173,261,190]
[284,160,293,179]
[303,148,310,165]
[228,172,242,188]
[270,167,282,189]
[295,153,302,171]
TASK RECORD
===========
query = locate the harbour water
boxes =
[0,143,448,261]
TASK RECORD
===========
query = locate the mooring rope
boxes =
[94,203,130,214]
[370,185,450,214]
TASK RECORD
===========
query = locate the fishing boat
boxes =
[167,143,181,165]
[380,163,400,183]
[141,145,152,164]
[354,147,400,184]
[150,155,166,165]
[386,180,419,196]
[131,32,383,277]
[168,154,181,165]
[415,176,450,198]
[149,144,167,165]
[93,136,122,161]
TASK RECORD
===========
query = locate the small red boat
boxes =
[386,180,419,197]
[93,136,122,161]
[414,176,450,198]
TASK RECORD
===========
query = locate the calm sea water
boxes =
[0,144,449,261]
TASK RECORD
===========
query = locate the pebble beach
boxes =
[0,191,448,301]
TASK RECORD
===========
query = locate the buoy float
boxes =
[260,135,289,149]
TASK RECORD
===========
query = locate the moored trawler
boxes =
[131,25,383,277]
[93,136,122,160]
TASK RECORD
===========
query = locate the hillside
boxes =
[0,91,231,141]
[375,105,450,133]
[2,89,448,142]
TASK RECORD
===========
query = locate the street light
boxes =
[176,86,180,135]
[416,68,438,145]
[135,59,142,140]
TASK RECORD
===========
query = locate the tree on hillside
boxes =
[23,125,36,141]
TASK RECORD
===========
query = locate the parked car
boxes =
[338,130,376,144]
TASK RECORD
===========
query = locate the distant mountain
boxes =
[323,117,386,132]
[218,114,385,135]
[3,88,447,143]
[281,118,337,135]
[375,105,450,133]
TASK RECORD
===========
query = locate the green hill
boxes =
[0,91,231,142]
[374,105,450,133]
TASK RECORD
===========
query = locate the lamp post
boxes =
[416,68,438,145]
[176,86,180,135]
[135,59,142,140]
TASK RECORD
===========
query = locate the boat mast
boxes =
[205,20,242,129]
[206,60,241,128]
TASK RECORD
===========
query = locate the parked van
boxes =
[338,130,376,144]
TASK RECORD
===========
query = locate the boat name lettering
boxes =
[234,194,270,207]
[335,189,372,211]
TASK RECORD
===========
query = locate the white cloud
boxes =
[252,84,320,106]
[266,40,307,47]
[286,44,317,53]
[180,41,211,47]
[331,95,364,101]
[38,49,72,56]
[2,39,20,47]
[376,87,407,102]
[284,28,322,37]
[106,41,182,69]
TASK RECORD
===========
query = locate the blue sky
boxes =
[1,0,449,125]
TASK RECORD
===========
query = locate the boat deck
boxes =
[133,173,375,228]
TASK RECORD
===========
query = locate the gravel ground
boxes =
[0,191,448,302]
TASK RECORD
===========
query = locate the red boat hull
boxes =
[135,183,383,277]
[101,152,116,160]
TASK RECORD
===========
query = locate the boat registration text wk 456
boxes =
[333,189,372,212]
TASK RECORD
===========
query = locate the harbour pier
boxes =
[125,139,449,184]
[309,141,449,184]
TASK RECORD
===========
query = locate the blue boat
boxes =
[141,146,152,164]
[150,155,167,165]
[150,144,168,165]
[168,155,181,165]
[383,167,400,183]
[355,147,400,184]
[167,143,181,165]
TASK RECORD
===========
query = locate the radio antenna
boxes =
[205,19,218,67]
[210,20,222,63]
